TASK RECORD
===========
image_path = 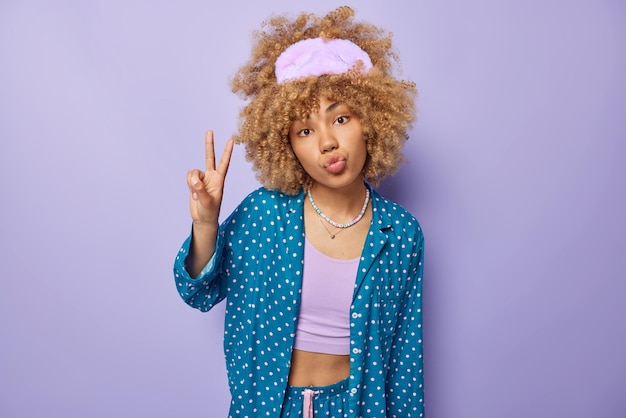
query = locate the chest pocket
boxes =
[375,277,406,340]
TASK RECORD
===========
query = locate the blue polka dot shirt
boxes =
[174,185,425,417]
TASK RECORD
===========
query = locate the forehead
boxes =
[289,95,348,118]
[276,80,362,129]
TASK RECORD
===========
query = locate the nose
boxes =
[318,128,338,153]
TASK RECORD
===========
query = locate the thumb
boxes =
[191,177,209,202]
[186,169,206,200]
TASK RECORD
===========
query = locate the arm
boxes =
[185,130,234,277]
[173,224,229,312]
[172,131,234,312]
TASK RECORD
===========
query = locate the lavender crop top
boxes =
[293,238,360,355]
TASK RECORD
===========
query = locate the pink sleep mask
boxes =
[275,38,373,84]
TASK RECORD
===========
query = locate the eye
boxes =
[335,115,350,125]
[297,128,311,137]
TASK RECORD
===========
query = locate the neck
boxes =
[308,180,368,221]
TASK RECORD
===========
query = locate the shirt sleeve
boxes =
[386,229,425,417]
[173,224,229,312]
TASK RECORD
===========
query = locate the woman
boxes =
[174,6,424,417]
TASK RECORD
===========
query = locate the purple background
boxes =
[1,1,624,417]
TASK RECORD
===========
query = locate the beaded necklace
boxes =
[307,187,370,230]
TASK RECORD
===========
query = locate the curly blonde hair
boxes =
[231,6,417,195]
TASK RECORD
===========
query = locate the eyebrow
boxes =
[325,101,342,113]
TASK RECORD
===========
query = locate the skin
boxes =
[289,97,372,260]
[287,97,372,386]
[186,131,234,277]
[186,97,371,387]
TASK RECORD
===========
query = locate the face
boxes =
[288,97,367,191]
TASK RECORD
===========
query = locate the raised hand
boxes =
[185,131,234,276]
[186,130,234,226]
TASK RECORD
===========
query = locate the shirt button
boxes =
[351,312,358,319]
[352,348,360,354]
[350,388,358,395]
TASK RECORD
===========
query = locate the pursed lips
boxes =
[323,154,347,173]
[323,154,345,167]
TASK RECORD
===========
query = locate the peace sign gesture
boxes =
[185,131,234,276]
[186,130,234,226]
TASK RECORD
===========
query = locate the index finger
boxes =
[205,130,216,171]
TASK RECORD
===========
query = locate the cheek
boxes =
[359,142,369,169]
[288,142,309,167]
[358,138,368,157]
